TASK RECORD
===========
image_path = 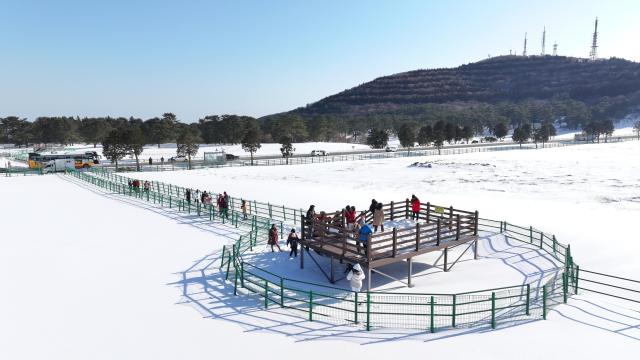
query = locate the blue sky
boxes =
[1,0,638,122]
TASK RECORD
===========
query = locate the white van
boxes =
[385,145,398,152]
[310,150,328,156]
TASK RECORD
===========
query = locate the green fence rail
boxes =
[67,167,582,332]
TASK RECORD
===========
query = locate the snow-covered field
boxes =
[139,140,640,275]
[1,141,639,359]
[0,157,27,168]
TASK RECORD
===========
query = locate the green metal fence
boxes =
[72,167,578,331]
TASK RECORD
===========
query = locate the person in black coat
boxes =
[287,229,299,258]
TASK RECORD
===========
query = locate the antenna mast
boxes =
[589,17,599,60]
[523,32,528,56]
[541,27,546,55]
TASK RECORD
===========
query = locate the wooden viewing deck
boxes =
[299,200,480,289]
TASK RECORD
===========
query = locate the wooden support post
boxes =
[390,201,394,221]
[415,223,421,251]
[330,257,335,283]
[366,234,372,262]
[436,218,441,246]
[426,202,431,223]
[392,228,397,257]
[444,247,448,272]
[456,214,461,240]
[474,237,479,260]
[367,267,372,291]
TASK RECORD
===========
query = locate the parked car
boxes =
[225,154,239,160]
[170,155,188,162]
[310,150,328,156]
[471,140,479,144]
[385,145,398,152]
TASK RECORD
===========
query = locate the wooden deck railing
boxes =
[302,200,478,265]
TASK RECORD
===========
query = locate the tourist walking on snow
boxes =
[143,180,150,192]
[286,228,299,258]
[148,157,152,165]
[410,194,421,221]
[185,188,191,203]
[346,263,365,292]
[268,224,282,252]
[373,202,384,232]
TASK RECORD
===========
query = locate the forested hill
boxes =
[291,56,640,116]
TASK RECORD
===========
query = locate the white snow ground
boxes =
[1,142,639,359]
[139,140,640,276]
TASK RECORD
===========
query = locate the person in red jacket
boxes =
[268,224,282,252]
[345,205,356,230]
[410,194,421,221]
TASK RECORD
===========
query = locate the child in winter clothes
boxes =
[268,224,282,252]
[346,263,366,292]
[286,229,299,258]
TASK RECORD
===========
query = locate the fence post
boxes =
[563,272,568,303]
[575,265,580,295]
[474,211,479,235]
[436,218,441,246]
[366,292,371,331]
[405,199,409,219]
[268,203,272,219]
[543,285,547,320]
[233,268,238,295]
[390,201,394,221]
[354,292,359,324]
[540,232,544,249]
[553,235,557,254]
[264,281,269,309]
[456,214,461,240]
[430,296,435,333]
[452,294,456,328]
[279,278,284,307]
[491,292,496,329]
[525,283,531,316]
[529,226,533,243]
[309,291,313,321]
[426,202,431,223]
[240,262,245,288]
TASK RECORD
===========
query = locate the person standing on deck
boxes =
[346,263,365,292]
[368,199,378,218]
[410,194,421,221]
[286,228,299,258]
[373,202,385,232]
[268,224,282,252]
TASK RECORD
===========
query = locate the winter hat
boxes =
[352,263,362,272]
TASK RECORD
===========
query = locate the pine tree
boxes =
[366,128,389,149]
[242,127,261,165]
[176,126,201,170]
[102,129,128,170]
[397,123,416,154]
[279,135,295,165]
